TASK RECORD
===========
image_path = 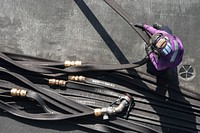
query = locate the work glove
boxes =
[145,45,153,55]
[153,22,163,30]
[134,23,144,29]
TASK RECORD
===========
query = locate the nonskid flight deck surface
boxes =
[0,0,199,133]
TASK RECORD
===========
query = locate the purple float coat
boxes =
[143,24,184,70]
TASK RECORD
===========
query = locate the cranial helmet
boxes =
[150,33,172,56]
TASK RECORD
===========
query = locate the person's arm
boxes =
[149,53,168,70]
[143,24,158,35]
[145,45,167,70]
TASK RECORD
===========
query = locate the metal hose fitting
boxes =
[10,88,27,97]
[64,61,82,67]
[94,93,134,119]
[48,79,67,87]
[68,75,86,82]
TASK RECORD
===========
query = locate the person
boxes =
[134,24,197,133]
[134,23,184,76]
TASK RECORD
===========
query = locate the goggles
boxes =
[157,42,172,56]
[151,33,172,56]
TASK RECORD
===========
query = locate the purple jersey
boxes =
[143,24,184,70]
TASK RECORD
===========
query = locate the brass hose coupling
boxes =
[68,75,86,82]
[48,79,67,87]
[94,93,134,120]
[10,88,27,97]
[64,61,82,67]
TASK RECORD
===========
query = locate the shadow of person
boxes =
[146,60,198,133]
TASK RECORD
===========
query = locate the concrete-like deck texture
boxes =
[0,0,199,133]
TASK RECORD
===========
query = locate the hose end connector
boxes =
[10,88,27,97]
[68,75,86,82]
[94,93,135,120]
[123,93,135,119]
[48,79,67,87]
[64,61,82,67]
[94,108,103,117]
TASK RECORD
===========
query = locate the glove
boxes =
[145,45,153,55]
[153,22,163,30]
[134,23,144,29]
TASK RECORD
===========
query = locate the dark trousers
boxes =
[146,60,168,77]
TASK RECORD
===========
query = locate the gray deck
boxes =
[0,0,199,133]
